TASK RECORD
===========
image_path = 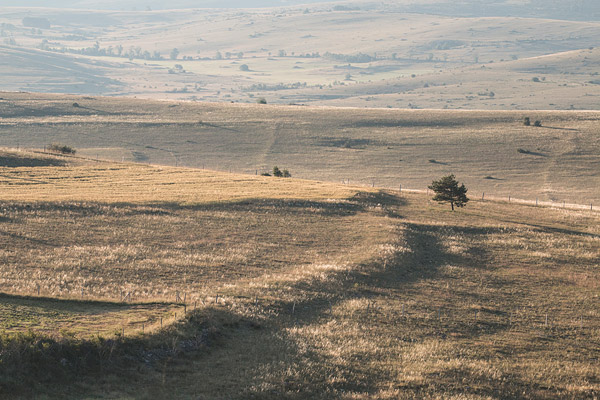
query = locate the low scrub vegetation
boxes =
[47,143,76,155]
[272,166,291,177]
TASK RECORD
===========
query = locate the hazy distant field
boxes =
[1,3,600,108]
[0,149,598,398]
[1,92,598,207]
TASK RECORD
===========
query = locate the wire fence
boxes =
[7,146,598,214]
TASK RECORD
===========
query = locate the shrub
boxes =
[268,167,291,178]
[72,102,79,108]
[532,77,540,82]
[257,98,267,104]
[523,117,531,126]
[48,143,76,154]
[534,120,542,127]
[239,64,249,71]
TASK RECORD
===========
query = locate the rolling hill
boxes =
[0,4,599,108]
[1,92,598,206]
[0,148,597,398]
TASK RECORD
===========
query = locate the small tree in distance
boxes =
[428,174,469,211]
[271,166,291,178]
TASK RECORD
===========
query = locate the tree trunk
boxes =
[451,202,454,211]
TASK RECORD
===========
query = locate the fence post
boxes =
[482,193,485,201]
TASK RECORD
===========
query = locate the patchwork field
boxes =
[0,149,598,398]
[1,3,600,108]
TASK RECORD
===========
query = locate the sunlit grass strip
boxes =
[0,163,361,204]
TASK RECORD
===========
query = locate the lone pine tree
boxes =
[428,174,469,211]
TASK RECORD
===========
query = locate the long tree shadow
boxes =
[255,219,519,396]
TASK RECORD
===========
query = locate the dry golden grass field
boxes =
[0,148,598,399]
[1,92,599,206]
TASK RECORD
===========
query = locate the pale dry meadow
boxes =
[0,149,598,398]
[1,92,599,206]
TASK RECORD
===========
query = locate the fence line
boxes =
[8,146,598,213]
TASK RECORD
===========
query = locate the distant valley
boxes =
[1,1,599,109]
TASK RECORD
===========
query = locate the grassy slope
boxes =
[1,92,599,206]
[0,149,365,329]
[148,196,600,400]
[0,149,597,398]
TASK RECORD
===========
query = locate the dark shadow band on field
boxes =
[541,126,579,131]
[0,304,242,398]
[0,193,404,219]
[239,219,518,397]
[0,292,176,310]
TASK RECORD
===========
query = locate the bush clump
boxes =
[271,166,291,178]
[523,117,531,126]
[48,143,76,154]
[533,120,542,127]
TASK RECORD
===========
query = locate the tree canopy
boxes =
[428,174,469,210]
